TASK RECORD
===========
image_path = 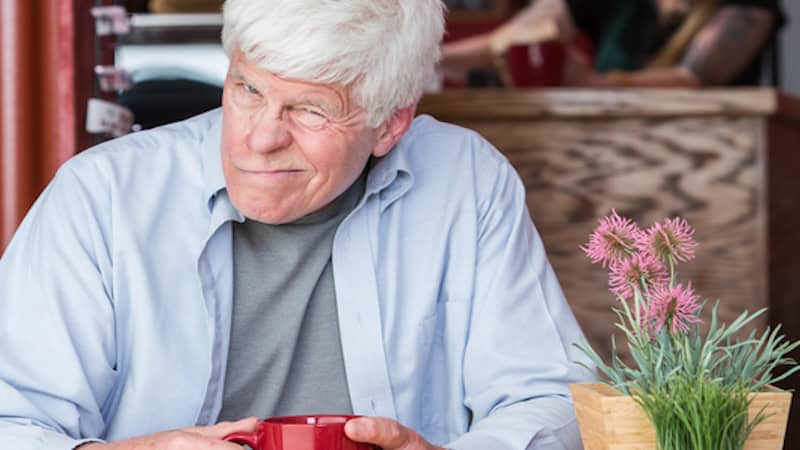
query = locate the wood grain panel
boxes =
[472,117,767,362]
[420,88,776,119]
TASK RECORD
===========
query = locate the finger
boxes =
[195,417,261,439]
[345,417,413,449]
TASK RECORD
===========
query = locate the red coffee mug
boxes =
[224,415,378,450]
[504,40,566,87]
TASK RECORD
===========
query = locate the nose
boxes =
[246,106,293,153]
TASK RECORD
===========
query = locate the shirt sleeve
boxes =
[445,143,596,450]
[0,162,117,449]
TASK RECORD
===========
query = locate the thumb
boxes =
[345,417,413,449]
[200,417,260,439]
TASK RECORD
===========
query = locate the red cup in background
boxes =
[504,40,566,87]
[224,415,378,450]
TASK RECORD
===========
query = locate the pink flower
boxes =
[581,210,642,267]
[637,217,697,263]
[647,283,702,335]
[609,253,669,299]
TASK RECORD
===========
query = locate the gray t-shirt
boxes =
[218,175,365,421]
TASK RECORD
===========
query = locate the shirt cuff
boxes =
[0,422,106,450]
[44,433,104,450]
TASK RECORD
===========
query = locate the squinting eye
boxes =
[243,84,259,95]
[290,107,328,129]
[231,81,263,108]
[236,82,261,97]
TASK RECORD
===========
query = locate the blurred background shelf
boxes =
[121,13,223,44]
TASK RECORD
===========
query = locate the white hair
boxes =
[222,0,445,127]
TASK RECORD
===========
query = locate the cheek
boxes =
[301,135,370,183]
[221,92,251,141]
[221,117,249,159]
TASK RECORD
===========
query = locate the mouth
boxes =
[237,168,306,185]
[240,168,304,175]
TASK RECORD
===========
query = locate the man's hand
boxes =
[78,417,259,449]
[344,417,446,450]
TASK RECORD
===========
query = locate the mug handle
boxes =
[223,431,259,448]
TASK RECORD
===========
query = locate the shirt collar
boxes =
[365,116,418,201]
[201,110,245,231]
[202,109,229,209]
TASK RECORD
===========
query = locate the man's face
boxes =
[221,49,388,224]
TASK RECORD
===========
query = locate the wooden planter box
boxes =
[569,383,792,450]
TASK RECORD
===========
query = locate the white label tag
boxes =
[86,98,135,137]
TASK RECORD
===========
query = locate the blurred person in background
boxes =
[441,0,785,87]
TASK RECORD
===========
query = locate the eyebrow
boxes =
[295,97,338,113]
[299,89,348,116]
[228,66,345,115]
[229,70,254,88]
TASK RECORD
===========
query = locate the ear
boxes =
[371,103,417,158]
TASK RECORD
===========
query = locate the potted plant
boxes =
[570,211,799,450]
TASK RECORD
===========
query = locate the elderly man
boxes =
[0,0,592,449]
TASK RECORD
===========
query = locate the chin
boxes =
[231,193,296,224]
[245,207,299,225]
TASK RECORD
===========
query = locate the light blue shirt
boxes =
[0,110,594,450]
